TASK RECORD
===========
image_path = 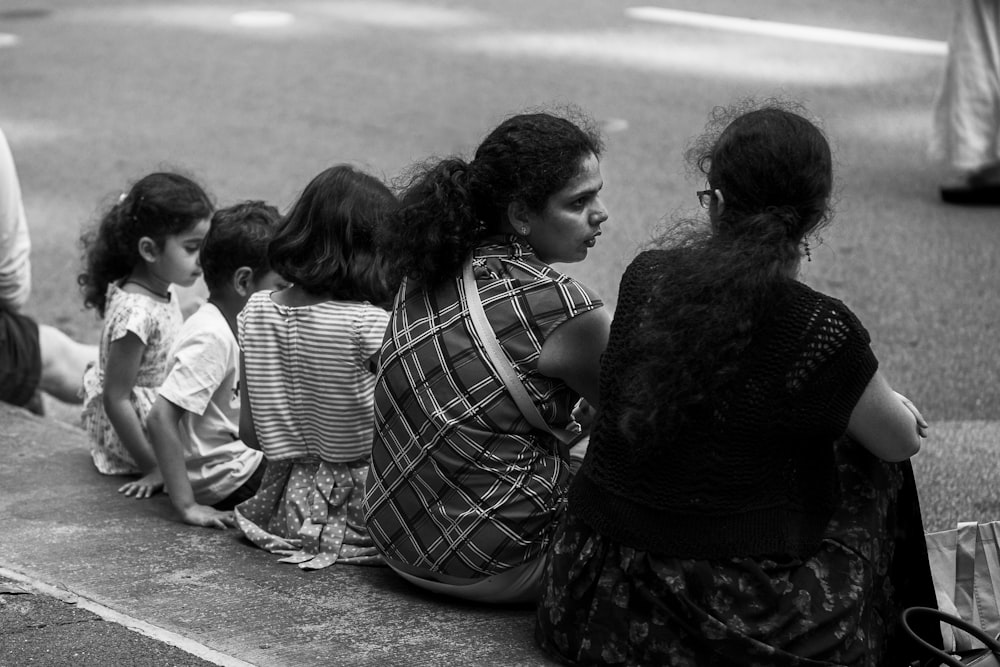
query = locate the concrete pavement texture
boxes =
[2,402,999,666]
[0,403,548,667]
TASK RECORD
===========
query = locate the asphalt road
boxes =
[1,0,996,420]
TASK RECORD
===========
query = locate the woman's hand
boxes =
[895,391,929,439]
[118,469,163,499]
[571,399,597,433]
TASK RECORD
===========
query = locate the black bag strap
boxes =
[901,607,1000,667]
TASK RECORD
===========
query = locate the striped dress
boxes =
[234,291,389,569]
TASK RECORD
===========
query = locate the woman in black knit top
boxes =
[535,103,938,666]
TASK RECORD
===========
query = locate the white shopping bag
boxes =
[925,522,1000,653]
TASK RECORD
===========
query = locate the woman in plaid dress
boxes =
[364,111,611,603]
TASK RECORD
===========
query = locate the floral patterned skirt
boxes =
[536,439,938,666]
[234,456,383,570]
[81,362,155,475]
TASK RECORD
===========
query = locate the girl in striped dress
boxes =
[234,165,395,569]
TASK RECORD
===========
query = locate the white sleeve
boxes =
[159,327,230,417]
[0,128,30,312]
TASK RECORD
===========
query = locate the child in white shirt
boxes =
[147,201,286,528]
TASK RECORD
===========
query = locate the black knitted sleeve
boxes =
[789,293,879,436]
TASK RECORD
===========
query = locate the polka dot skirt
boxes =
[234,456,383,569]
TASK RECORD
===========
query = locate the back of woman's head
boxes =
[698,105,832,256]
[268,165,396,304]
[381,110,603,286]
[621,102,833,443]
[78,172,212,316]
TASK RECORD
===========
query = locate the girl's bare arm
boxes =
[102,332,163,497]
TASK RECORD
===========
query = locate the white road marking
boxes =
[310,1,484,29]
[64,2,484,35]
[0,566,254,667]
[602,118,630,133]
[449,32,898,85]
[626,7,948,56]
[231,11,295,29]
[0,33,19,47]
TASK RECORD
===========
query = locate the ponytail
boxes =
[379,158,481,287]
[718,208,803,280]
[78,201,141,316]
[620,215,799,445]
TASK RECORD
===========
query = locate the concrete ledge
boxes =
[0,402,551,666]
[2,401,998,665]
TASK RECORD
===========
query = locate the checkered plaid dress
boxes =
[364,237,603,579]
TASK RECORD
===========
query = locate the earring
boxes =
[520,227,529,235]
[803,239,812,262]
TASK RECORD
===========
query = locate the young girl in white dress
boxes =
[235,165,395,570]
[79,172,212,498]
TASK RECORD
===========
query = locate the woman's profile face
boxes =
[521,152,608,265]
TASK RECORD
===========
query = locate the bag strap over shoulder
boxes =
[461,258,575,445]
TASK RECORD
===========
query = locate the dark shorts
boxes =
[213,457,267,511]
[0,307,41,407]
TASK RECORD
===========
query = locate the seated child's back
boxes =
[147,201,286,528]
[235,165,396,569]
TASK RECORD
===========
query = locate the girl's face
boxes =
[520,152,608,265]
[151,218,210,288]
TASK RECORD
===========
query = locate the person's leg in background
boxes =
[1,308,96,415]
[0,307,41,410]
[37,323,96,404]
[932,0,1000,205]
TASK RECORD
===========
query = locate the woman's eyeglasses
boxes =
[696,190,714,209]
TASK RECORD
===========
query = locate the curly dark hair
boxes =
[78,172,213,317]
[201,201,281,293]
[620,101,834,440]
[379,109,604,287]
[268,164,396,305]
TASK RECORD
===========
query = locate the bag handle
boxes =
[461,258,575,445]
[956,522,979,624]
[901,606,1000,667]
